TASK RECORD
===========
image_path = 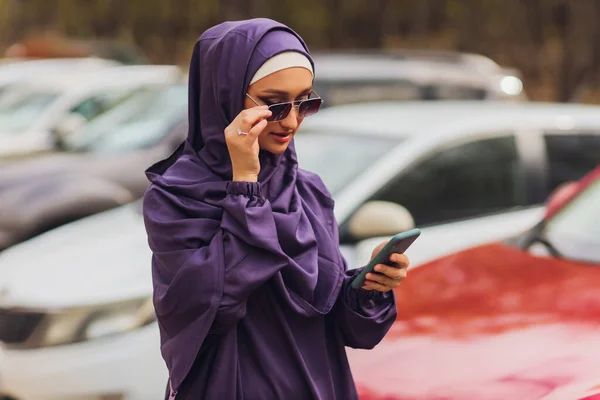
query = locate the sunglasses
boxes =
[245,90,323,122]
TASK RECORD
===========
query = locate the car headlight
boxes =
[499,75,523,96]
[35,297,156,347]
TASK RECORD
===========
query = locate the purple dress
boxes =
[142,18,397,400]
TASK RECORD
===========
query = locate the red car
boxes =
[350,166,600,400]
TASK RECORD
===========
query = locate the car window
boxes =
[422,84,487,100]
[314,81,422,106]
[370,135,526,226]
[294,132,401,195]
[544,133,600,192]
[65,85,188,153]
[69,89,137,121]
[313,81,488,106]
[544,179,600,264]
[0,86,59,133]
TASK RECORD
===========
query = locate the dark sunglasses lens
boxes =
[268,103,292,122]
[298,98,322,118]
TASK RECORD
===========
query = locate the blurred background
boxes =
[1,1,600,400]
[3,0,600,102]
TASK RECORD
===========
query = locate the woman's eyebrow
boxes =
[262,87,312,96]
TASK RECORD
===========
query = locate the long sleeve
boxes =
[146,181,290,337]
[322,198,397,349]
[332,265,397,349]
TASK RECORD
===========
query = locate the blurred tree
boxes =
[2,0,600,102]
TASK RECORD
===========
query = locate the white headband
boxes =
[250,51,313,85]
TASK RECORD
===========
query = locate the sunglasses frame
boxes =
[245,90,323,122]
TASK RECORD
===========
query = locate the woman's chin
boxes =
[260,136,293,154]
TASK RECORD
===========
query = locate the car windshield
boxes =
[294,131,399,194]
[0,85,59,133]
[543,178,600,264]
[63,85,187,153]
[313,81,487,106]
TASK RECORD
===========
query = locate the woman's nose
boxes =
[279,106,299,130]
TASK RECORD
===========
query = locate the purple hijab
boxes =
[143,18,354,395]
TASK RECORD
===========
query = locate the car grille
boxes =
[0,309,45,345]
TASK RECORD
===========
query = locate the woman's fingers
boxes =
[225,105,271,181]
[362,280,390,292]
[363,254,410,292]
[366,270,404,287]
[373,264,408,281]
[248,118,268,137]
[389,253,410,268]
[236,106,271,131]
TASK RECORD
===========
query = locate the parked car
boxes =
[385,49,526,95]
[348,165,600,400]
[297,101,600,267]
[0,101,598,400]
[0,64,182,159]
[311,51,525,106]
[0,84,187,251]
[55,83,188,153]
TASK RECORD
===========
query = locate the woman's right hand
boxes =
[224,105,272,182]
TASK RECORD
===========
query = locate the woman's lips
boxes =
[270,132,292,143]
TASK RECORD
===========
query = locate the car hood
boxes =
[350,243,600,400]
[0,204,152,309]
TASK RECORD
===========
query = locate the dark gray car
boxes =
[0,85,187,251]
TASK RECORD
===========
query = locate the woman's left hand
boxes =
[362,240,410,292]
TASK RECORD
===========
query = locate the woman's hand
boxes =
[362,240,410,292]
[224,105,272,182]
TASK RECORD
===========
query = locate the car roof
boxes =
[0,57,120,71]
[302,101,600,139]
[7,65,182,92]
[0,58,121,85]
[312,50,501,69]
[311,52,504,86]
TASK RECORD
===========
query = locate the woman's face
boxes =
[244,67,313,154]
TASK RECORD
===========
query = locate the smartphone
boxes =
[351,228,421,289]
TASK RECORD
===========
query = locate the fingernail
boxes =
[374,265,382,272]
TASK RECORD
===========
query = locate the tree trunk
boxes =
[326,0,344,47]
[456,1,484,53]
[520,0,544,79]
[556,1,573,102]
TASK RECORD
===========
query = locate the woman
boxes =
[143,18,410,399]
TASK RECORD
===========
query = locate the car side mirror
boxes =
[341,201,415,242]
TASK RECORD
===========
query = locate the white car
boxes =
[1,101,600,400]
[297,101,600,265]
[0,65,183,159]
[312,51,526,105]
